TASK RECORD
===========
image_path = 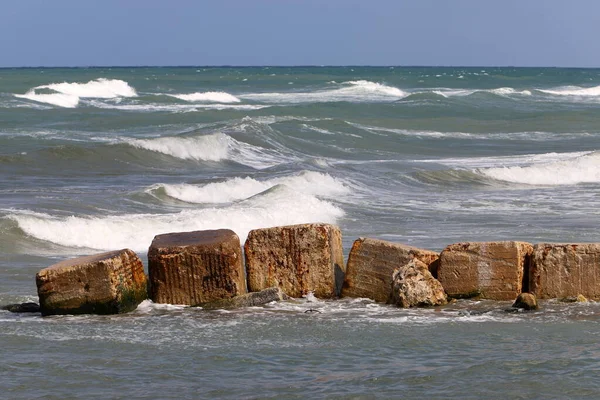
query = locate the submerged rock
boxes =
[36,249,148,316]
[2,302,40,313]
[148,229,246,306]
[438,241,533,300]
[245,223,344,299]
[342,237,439,303]
[390,259,447,308]
[201,287,288,310]
[560,294,588,303]
[512,292,538,310]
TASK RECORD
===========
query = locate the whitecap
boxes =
[539,85,600,97]
[479,151,600,185]
[7,186,344,252]
[149,171,349,204]
[239,80,407,104]
[124,132,290,169]
[168,91,241,103]
[14,78,137,108]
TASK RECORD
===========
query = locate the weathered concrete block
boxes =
[148,229,246,305]
[244,223,344,298]
[341,238,439,303]
[36,249,147,316]
[530,243,600,299]
[438,241,533,300]
[202,287,288,310]
[391,259,447,308]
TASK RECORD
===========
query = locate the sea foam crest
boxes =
[126,134,230,162]
[126,133,289,169]
[240,80,406,103]
[14,78,137,108]
[8,186,344,252]
[152,171,349,204]
[168,91,241,103]
[539,85,600,97]
[480,151,600,185]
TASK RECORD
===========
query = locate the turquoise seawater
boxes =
[2,67,600,398]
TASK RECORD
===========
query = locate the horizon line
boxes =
[0,64,599,70]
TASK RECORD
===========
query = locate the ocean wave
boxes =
[349,122,477,139]
[14,78,137,108]
[6,186,344,251]
[478,151,600,185]
[125,132,290,169]
[423,151,592,169]
[149,171,349,204]
[538,85,600,97]
[168,91,241,103]
[428,87,531,98]
[87,101,265,112]
[239,80,407,103]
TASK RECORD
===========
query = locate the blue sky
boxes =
[2,0,598,67]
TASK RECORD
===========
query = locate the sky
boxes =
[1,0,599,68]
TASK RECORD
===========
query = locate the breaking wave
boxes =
[14,78,137,108]
[7,186,344,251]
[149,171,349,204]
[125,133,291,169]
[168,91,241,103]
[240,80,407,103]
[538,85,600,97]
[478,151,600,185]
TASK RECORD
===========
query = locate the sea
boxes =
[2,66,600,399]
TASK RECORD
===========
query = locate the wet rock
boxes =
[560,294,589,303]
[530,243,600,300]
[390,259,447,308]
[245,223,344,299]
[512,292,538,310]
[2,302,40,313]
[148,229,246,306]
[36,249,147,316]
[342,238,439,303]
[201,287,288,310]
[438,241,533,300]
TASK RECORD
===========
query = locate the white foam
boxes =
[489,87,532,96]
[14,92,80,108]
[125,132,286,169]
[126,133,229,162]
[135,300,188,313]
[39,78,137,98]
[350,122,476,139]
[429,87,531,98]
[87,100,265,112]
[151,171,349,204]
[539,85,600,97]
[240,80,407,103]
[168,91,241,103]
[14,78,137,108]
[480,151,600,185]
[425,151,591,169]
[8,186,344,252]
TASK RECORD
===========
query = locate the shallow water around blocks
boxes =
[2,297,600,398]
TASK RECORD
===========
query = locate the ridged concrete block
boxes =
[148,229,246,305]
[36,249,147,316]
[530,243,600,299]
[438,241,533,300]
[244,223,344,298]
[342,238,439,303]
